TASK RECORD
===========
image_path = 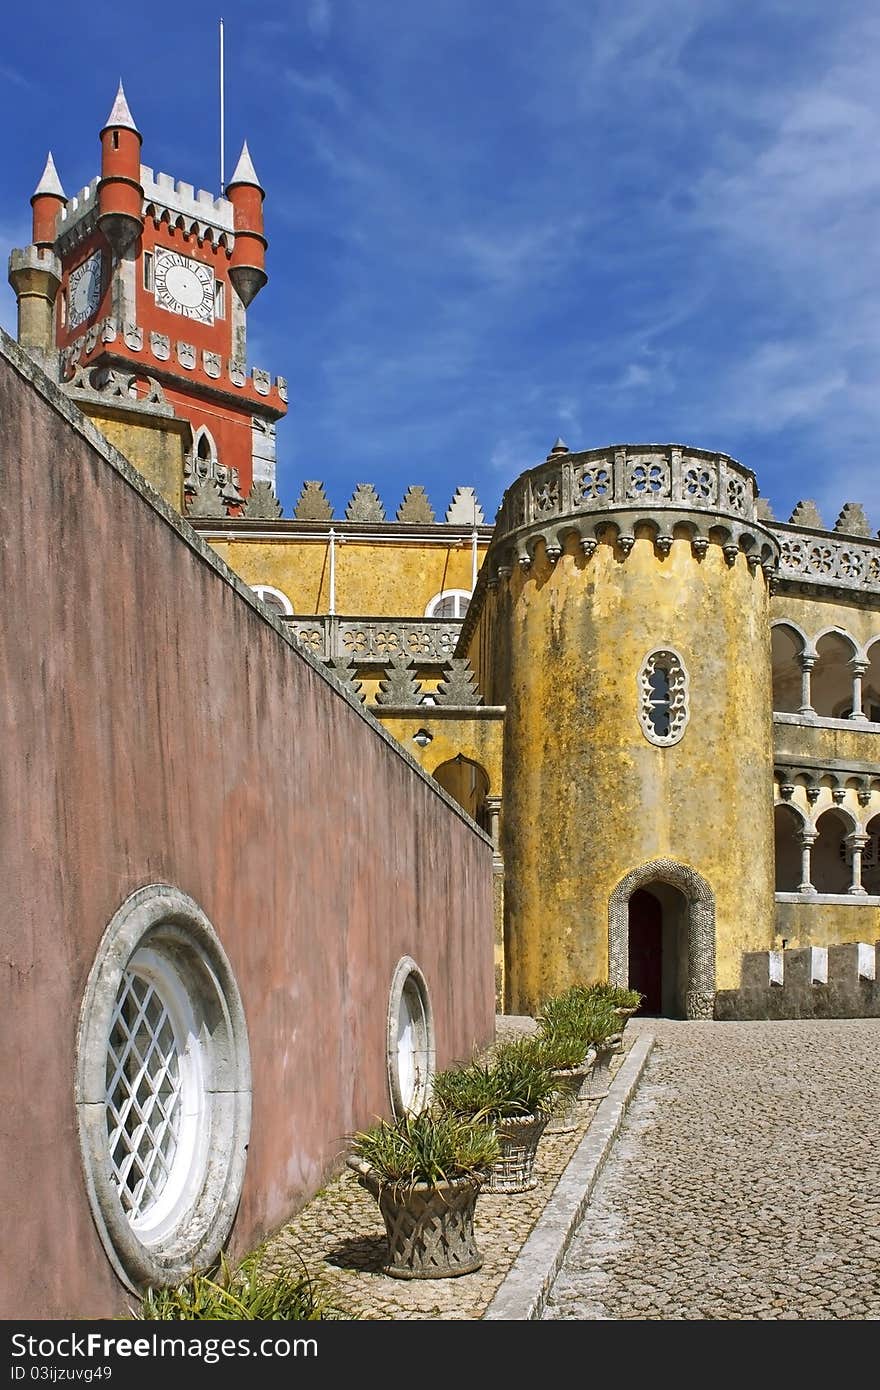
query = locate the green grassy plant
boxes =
[131,1250,350,1320]
[432,1037,559,1122]
[349,1108,500,1189]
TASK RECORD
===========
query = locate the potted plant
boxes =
[537,987,624,1100]
[578,980,644,1024]
[346,1108,499,1279]
[431,1038,559,1193]
[525,1028,597,1135]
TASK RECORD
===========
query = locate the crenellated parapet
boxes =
[482,441,779,589]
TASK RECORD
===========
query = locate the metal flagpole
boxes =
[219,18,225,191]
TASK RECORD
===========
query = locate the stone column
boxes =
[797,829,817,894]
[847,832,869,895]
[797,653,816,716]
[849,660,869,721]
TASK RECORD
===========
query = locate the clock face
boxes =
[154,248,215,324]
[68,252,103,330]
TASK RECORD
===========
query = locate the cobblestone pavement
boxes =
[543,1017,880,1321]
[258,1016,629,1321]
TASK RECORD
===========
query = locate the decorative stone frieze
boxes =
[150,331,170,361]
[480,445,779,592]
[434,659,481,706]
[62,362,172,416]
[374,656,423,707]
[772,521,880,594]
[242,481,282,519]
[293,481,334,521]
[286,616,462,666]
[186,478,226,518]
[328,659,365,703]
[345,483,386,522]
[788,499,823,528]
[183,449,244,514]
[396,486,436,524]
[445,486,485,525]
[834,503,872,537]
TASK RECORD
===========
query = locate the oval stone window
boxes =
[638,648,689,746]
[387,957,435,1116]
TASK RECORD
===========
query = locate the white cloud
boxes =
[285,67,349,113]
[307,0,332,42]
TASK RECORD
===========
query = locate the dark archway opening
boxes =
[627,883,688,1017]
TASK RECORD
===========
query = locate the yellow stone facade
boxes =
[27,354,880,1018]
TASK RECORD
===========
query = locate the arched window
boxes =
[251,585,294,617]
[812,630,857,717]
[771,623,807,713]
[774,803,805,892]
[425,589,471,619]
[193,426,218,472]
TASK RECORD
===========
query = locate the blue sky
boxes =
[2,1,878,527]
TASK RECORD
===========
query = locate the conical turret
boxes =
[225,141,267,307]
[97,82,143,256]
[31,154,66,247]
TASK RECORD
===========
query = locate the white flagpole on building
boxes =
[219,18,225,191]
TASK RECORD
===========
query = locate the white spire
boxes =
[228,140,263,189]
[103,80,139,133]
[33,152,65,199]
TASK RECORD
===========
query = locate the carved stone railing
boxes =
[285,615,463,665]
[494,443,760,536]
[479,442,779,591]
[771,523,880,595]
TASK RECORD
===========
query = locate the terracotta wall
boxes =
[0,333,495,1319]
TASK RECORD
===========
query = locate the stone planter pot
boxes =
[347,1157,485,1279]
[484,1112,549,1193]
[546,1053,596,1133]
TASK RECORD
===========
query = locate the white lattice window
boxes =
[105,947,202,1240]
[638,648,689,746]
[76,886,251,1294]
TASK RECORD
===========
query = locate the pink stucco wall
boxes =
[0,334,496,1319]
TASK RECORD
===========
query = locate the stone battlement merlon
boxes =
[142,166,235,246]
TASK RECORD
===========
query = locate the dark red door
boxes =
[628,889,662,1015]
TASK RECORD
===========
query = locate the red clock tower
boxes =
[8,83,287,516]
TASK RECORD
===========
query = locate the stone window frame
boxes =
[425,589,471,619]
[638,647,689,747]
[251,584,294,617]
[386,956,435,1117]
[75,884,252,1293]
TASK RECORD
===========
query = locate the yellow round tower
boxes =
[462,441,780,1018]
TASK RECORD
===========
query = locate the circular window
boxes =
[75,885,251,1293]
[387,957,435,1117]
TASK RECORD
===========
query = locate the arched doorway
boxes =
[431,755,490,829]
[627,884,689,1017]
[609,859,716,1019]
